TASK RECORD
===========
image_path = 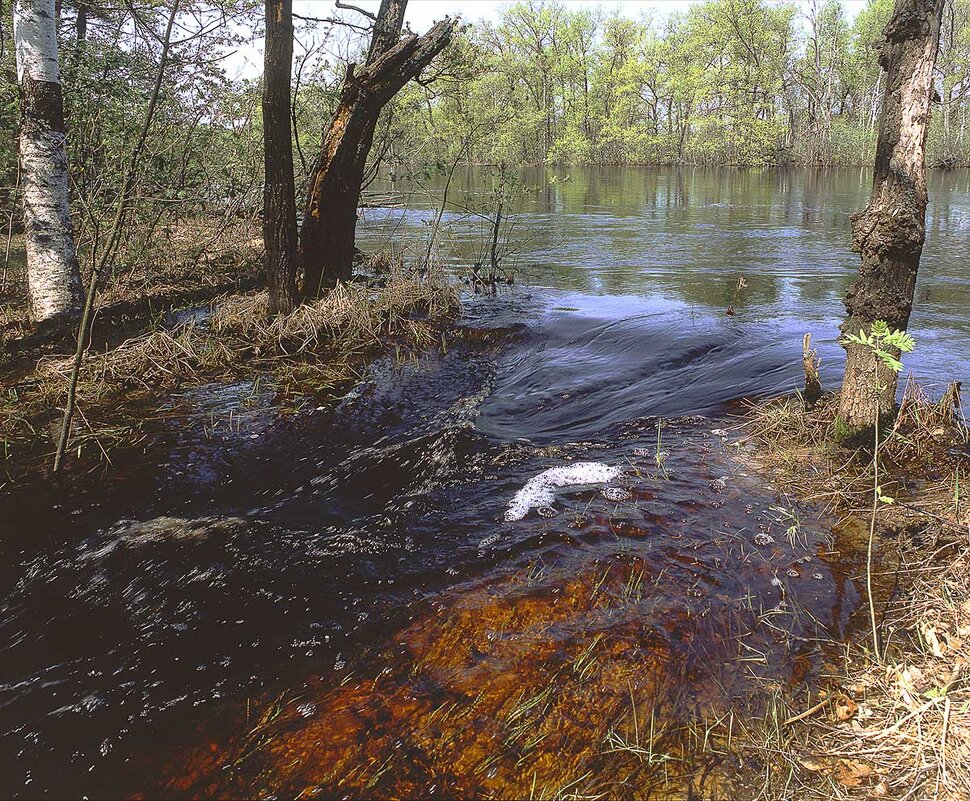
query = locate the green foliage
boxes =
[1,4,18,190]
[1,1,264,273]
[387,0,970,168]
[844,320,916,374]
[833,415,853,443]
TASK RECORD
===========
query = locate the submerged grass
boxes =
[736,381,970,800]
[0,263,459,477]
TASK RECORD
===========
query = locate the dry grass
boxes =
[0,264,459,475]
[739,381,967,515]
[1,219,264,340]
[792,548,970,800]
[736,383,970,800]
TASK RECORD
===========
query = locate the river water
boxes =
[0,168,967,797]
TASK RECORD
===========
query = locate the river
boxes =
[0,167,967,797]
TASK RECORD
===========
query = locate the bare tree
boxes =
[262,0,298,314]
[838,0,946,430]
[12,0,83,328]
[300,0,455,296]
[54,0,180,473]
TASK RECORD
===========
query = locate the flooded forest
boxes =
[1,0,969,798]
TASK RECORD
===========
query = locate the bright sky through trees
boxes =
[226,0,868,76]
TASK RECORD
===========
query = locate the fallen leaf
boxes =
[836,759,872,788]
[798,756,827,772]
[834,694,858,721]
[895,665,924,709]
[921,623,946,658]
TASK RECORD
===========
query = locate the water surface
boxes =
[0,167,967,797]
[362,166,970,393]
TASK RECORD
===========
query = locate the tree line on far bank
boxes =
[387,0,970,168]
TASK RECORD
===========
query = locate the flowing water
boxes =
[0,168,968,798]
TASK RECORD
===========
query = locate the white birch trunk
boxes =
[13,0,83,326]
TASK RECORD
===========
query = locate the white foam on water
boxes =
[504,462,623,521]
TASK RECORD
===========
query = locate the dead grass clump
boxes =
[740,381,967,514]
[33,325,238,408]
[1,271,460,473]
[886,376,967,468]
[740,394,871,512]
[212,269,458,356]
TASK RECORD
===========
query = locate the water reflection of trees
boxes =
[360,166,968,323]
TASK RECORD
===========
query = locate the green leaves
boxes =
[843,320,916,375]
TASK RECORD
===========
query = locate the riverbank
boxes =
[0,254,459,483]
[0,221,264,351]
[738,389,969,799]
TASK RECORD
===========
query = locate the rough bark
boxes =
[300,0,454,296]
[262,0,298,315]
[838,0,945,430]
[13,0,83,328]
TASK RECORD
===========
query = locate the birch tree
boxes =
[12,0,83,327]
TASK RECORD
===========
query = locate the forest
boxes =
[2,0,970,304]
[3,0,970,242]
[1,0,969,799]
[392,0,970,166]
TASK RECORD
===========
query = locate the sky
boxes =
[330,0,869,31]
[226,0,870,78]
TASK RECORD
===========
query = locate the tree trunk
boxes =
[13,0,83,329]
[838,0,945,430]
[75,2,87,44]
[262,0,298,315]
[300,0,454,296]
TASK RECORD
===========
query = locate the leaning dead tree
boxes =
[12,0,83,328]
[262,0,299,314]
[300,0,455,296]
[838,0,946,430]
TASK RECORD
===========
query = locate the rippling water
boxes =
[0,168,967,797]
[362,166,970,391]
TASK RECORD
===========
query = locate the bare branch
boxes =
[335,0,376,21]
[293,12,368,33]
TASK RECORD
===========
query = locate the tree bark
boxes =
[13,0,83,329]
[838,0,945,430]
[76,2,87,44]
[262,0,298,315]
[300,0,454,296]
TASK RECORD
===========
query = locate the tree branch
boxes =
[356,17,455,102]
[335,0,376,21]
